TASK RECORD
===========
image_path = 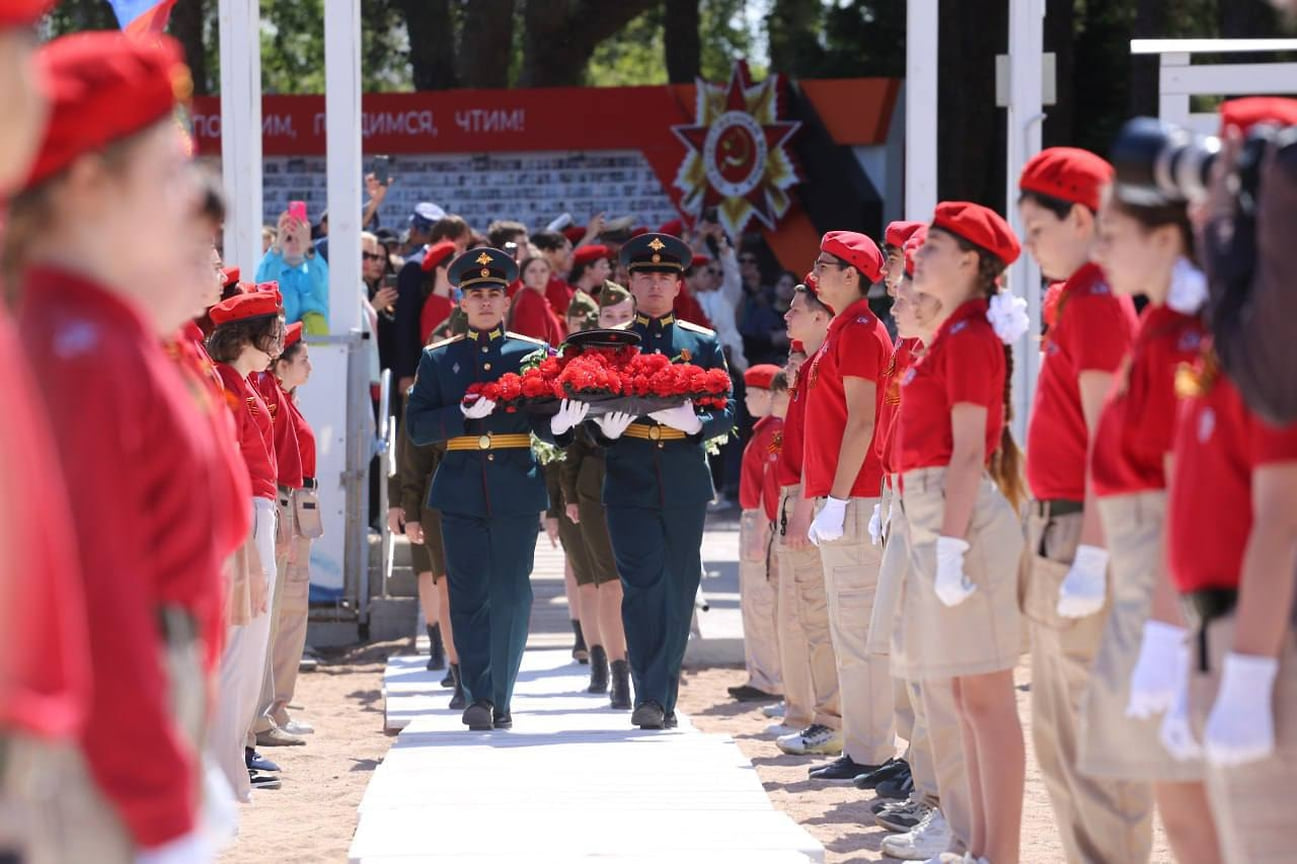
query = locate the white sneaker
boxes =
[882,808,951,860]
[765,722,798,737]
[776,723,843,755]
[922,854,972,864]
[280,720,314,736]
[762,701,787,718]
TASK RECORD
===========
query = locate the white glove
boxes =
[198,759,237,853]
[461,397,496,419]
[1126,620,1188,718]
[1204,652,1279,766]
[867,502,883,546]
[807,497,848,546]
[1159,642,1202,761]
[549,398,590,436]
[1056,544,1109,618]
[934,536,977,607]
[135,831,213,864]
[595,411,635,440]
[647,399,704,435]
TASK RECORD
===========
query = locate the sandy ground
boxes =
[221,639,1172,863]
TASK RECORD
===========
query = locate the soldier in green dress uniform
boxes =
[406,247,590,730]
[573,233,736,729]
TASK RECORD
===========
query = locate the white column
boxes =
[1005,0,1045,444]
[905,0,938,221]
[324,0,362,334]
[217,0,262,274]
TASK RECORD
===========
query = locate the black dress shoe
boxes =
[461,700,494,731]
[852,757,909,790]
[492,710,512,730]
[245,748,280,773]
[631,701,665,730]
[727,684,779,702]
[875,770,915,801]
[808,754,881,782]
[664,711,678,729]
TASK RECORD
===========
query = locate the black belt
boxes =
[156,606,199,646]
[301,476,318,490]
[1034,498,1083,518]
[1183,588,1239,673]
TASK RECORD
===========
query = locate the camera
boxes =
[1111,116,1294,215]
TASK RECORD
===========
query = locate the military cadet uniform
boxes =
[591,233,736,729]
[406,248,555,730]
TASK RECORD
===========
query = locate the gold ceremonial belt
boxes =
[446,433,533,451]
[624,423,687,442]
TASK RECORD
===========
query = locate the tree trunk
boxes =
[457,0,516,89]
[399,0,458,90]
[937,0,1006,204]
[664,0,701,84]
[169,0,210,95]
[519,0,659,87]
[766,0,822,78]
[1042,0,1075,148]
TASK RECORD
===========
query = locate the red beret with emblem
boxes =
[1,0,54,27]
[420,240,457,273]
[283,322,303,349]
[820,231,885,284]
[210,290,283,326]
[572,244,610,268]
[885,220,926,249]
[931,201,1021,267]
[743,363,781,390]
[1018,147,1113,212]
[26,32,192,190]
[1219,97,1297,137]
[903,225,928,277]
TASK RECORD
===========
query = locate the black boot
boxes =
[609,659,631,710]
[448,663,466,710]
[571,619,589,664]
[587,645,609,694]
[440,660,455,688]
[426,623,445,672]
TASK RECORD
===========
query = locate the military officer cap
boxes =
[619,232,692,274]
[449,246,518,291]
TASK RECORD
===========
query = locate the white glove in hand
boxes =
[1056,544,1109,618]
[1126,620,1188,718]
[460,397,496,419]
[136,831,212,864]
[595,411,635,440]
[199,759,237,853]
[807,497,848,546]
[867,502,883,546]
[647,399,704,435]
[1204,652,1279,766]
[549,398,590,436]
[1159,642,1202,761]
[934,536,976,607]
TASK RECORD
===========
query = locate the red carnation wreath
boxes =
[463,343,731,416]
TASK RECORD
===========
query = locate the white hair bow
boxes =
[986,292,1030,344]
[1167,257,1208,315]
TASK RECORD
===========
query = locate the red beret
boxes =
[743,363,781,390]
[1219,97,1297,137]
[690,253,711,270]
[790,340,806,354]
[1018,147,1113,212]
[210,290,282,326]
[885,221,926,248]
[630,226,649,238]
[420,240,457,273]
[255,281,281,299]
[221,266,240,288]
[658,218,685,237]
[798,270,834,315]
[903,225,928,277]
[27,33,192,190]
[1,0,54,27]
[283,321,303,349]
[931,201,1021,267]
[820,231,884,283]
[562,225,586,244]
[572,244,610,267]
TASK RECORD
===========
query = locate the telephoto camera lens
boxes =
[1110,117,1220,205]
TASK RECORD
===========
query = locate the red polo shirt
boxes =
[1026,263,1137,500]
[419,293,455,345]
[216,363,278,500]
[546,275,575,318]
[1168,360,1297,594]
[740,415,783,520]
[896,298,1004,472]
[776,361,811,487]
[255,371,303,489]
[876,337,918,477]
[802,297,893,498]
[283,394,316,478]
[1092,305,1206,497]
[510,285,565,345]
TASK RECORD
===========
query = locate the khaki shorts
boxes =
[1190,614,1297,864]
[893,467,1023,680]
[411,507,446,581]
[1079,491,1201,782]
[872,480,906,659]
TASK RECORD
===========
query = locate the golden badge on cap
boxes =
[475,252,493,265]
[480,268,490,277]
[648,238,665,251]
